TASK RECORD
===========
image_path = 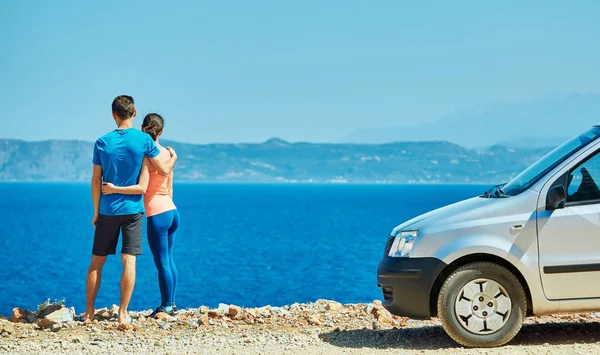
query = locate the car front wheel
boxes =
[437,262,527,348]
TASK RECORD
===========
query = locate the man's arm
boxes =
[92,165,102,227]
[149,147,177,176]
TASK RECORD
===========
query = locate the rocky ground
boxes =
[2,300,600,354]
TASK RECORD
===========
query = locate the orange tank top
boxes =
[144,147,177,217]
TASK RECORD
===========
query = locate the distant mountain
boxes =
[0,138,557,184]
[341,93,600,148]
[494,137,568,149]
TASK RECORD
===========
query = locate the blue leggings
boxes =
[147,209,180,308]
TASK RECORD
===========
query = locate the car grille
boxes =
[383,235,394,257]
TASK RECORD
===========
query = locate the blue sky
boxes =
[2,0,600,143]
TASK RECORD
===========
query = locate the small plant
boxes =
[36,298,65,316]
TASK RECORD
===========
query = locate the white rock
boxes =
[109,305,119,315]
[39,307,75,328]
[325,302,343,312]
[258,306,271,317]
[270,307,291,317]
[0,320,14,334]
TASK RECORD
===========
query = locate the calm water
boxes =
[0,183,485,316]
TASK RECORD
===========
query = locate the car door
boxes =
[538,149,600,300]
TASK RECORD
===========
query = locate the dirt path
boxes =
[2,301,600,354]
[3,318,600,354]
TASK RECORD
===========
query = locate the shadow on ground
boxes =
[319,321,600,350]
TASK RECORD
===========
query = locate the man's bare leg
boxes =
[118,254,136,324]
[84,255,107,323]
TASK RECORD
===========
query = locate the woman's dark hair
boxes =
[142,113,164,141]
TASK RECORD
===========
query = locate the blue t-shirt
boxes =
[93,128,160,216]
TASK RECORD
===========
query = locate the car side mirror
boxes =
[546,185,566,210]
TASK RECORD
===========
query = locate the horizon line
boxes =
[0,137,558,150]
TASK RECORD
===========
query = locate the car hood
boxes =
[391,195,519,236]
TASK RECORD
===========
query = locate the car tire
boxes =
[437,262,527,348]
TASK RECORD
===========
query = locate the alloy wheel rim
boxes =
[454,278,512,335]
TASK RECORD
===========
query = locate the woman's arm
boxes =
[168,171,174,199]
[102,158,151,195]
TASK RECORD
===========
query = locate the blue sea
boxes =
[0,183,485,316]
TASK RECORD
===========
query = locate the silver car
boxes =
[377,125,600,347]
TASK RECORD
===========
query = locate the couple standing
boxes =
[83,95,180,325]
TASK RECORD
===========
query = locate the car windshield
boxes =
[502,127,600,196]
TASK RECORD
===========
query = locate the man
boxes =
[83,95,177,325]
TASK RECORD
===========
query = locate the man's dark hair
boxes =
[112,95,135,120]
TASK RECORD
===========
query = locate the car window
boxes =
[502,127,600,197]
[567,151,600,204]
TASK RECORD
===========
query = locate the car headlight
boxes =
[388,231,418,258]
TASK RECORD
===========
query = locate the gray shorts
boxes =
[92,213,143,256]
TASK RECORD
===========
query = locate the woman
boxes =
[102,113,179,317]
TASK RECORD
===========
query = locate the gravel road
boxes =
[2,301,600,354]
